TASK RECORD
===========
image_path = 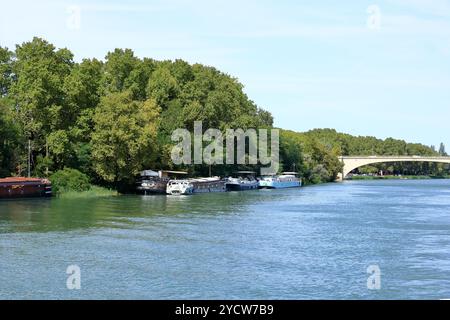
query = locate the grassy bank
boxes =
[56,185,118,199]
[349,175,450,181]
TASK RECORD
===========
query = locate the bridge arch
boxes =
[338,156,450,180]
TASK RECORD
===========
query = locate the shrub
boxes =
[310,164,331,184]
[50,168,91,194]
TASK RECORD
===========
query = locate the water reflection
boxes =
[0,190,274,233]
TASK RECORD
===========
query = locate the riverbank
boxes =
[349,175,450,181]
[57,175,448,197]
[56,185,118,199]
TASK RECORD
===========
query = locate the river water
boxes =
[1,179,450,300]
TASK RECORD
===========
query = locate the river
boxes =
[1,179,450,299]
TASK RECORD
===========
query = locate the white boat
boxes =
[258,172,302,189]
[166,180,194,195]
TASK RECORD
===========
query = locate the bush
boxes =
[310,164,331,184]
[50,168,91,194]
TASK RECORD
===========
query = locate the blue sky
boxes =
[1,0,449,149]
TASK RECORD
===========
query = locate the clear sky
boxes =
[1,0,449,149]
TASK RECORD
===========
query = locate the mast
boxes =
[27,139,31,178]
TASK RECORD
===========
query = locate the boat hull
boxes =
[0,178,52,199]
[192,180,226,193]
[167,188,193,195]
[136,180,168,195]
[225,182,259,191]
[167,189,193,195]
[258,180,301,189]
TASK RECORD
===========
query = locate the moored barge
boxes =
[191,177,226,193]
[137,170,188,195]
[258,172,302,189]
[166,177,226,195]
[0,177,52,199]
[225,171,259,191]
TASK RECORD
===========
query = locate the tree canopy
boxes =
[0,37,447,188]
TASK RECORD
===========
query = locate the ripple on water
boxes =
[1,180,450,299]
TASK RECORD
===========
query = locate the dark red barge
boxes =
[0,177,52,199]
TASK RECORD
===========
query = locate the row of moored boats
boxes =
[137,170,302,195]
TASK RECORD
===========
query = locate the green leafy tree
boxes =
[146,66,180,109]
[0,98,23,177]
[10,37,74,175]
[63,58,103,132]
[101,48,139,94]
[12,38,73,135]
[91,91,160,186]
[0,46,13,96]
[439,143,447,156]
[125,58,156,100]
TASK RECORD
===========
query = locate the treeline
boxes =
[1,38,447,191]
[276,128,449,182]
[301,129,449,176]
[0,37,340,190]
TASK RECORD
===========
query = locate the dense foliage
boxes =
[0,38,448,189]
[50,168,91,194]
[0,98,22,177]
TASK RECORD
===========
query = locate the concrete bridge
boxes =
[337,156,450,180]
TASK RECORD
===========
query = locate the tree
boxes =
[0,98,22,177]
[279,130,305,176]
[58,58,104,174]
[0,48,17,176]
[101,48,139,94]
[0,46,13,96]
[12,38,73,135]
[91,91,160,186]
[63,58,103,132]
[439,143,447,156]
[10,37,74,175]
[125,58,156,101]
[146,66,179,109]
